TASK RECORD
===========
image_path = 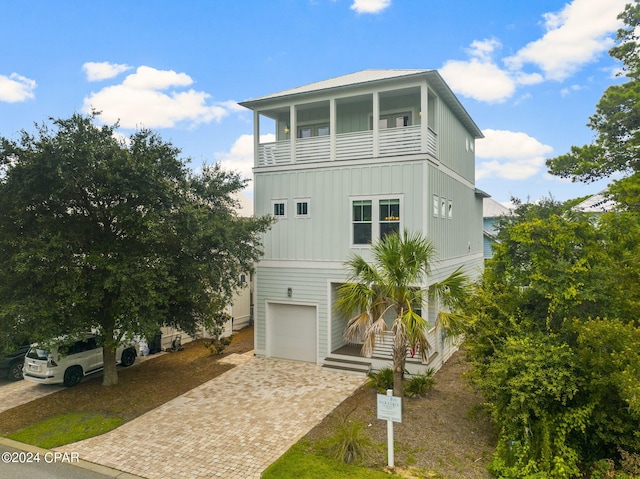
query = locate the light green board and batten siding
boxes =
[254,160,482,264]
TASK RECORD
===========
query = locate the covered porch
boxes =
[252,85,439,167]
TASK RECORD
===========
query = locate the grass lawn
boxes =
[262,442,408,479]
[6,412,122,449]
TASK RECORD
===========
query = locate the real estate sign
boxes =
[377,392,402,423]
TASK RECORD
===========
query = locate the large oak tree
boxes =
[0,113,271,385]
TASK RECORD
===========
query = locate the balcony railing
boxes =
[257,125,437,167]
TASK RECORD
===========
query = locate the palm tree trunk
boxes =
[392,329,406,397]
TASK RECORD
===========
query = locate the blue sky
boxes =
[0,0,629,205]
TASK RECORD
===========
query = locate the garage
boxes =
[267,303,317,363]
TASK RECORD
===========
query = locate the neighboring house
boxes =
[483,197,513,260]
[572,190,617,214]
[239,69,485,374]
[159,192,254,351]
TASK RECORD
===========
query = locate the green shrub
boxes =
[323,417,375,465]
[367,367,393,393]
[619,448,640,477]
[204,335,231,355]
[404,368,435,397]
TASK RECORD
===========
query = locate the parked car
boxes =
[0,343,30,381]
[23,334,137,387]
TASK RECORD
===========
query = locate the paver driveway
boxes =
[56,352,365,479]
[0,378,63,414]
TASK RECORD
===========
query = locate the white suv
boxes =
[23,334,137,387]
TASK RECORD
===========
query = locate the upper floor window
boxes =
[379,199,400,238]
[298,124,329,138]
[352,200,372,245]
[352,197,402,245]
[272,200,287,218]
[376,112,412,130]
[295,199,310,218]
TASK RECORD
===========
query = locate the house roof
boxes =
[239,69,483,138]
[241,69,427,102]
[483,197,513,218]
[572,190,617,213]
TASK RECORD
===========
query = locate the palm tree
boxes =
[335,230,469,397]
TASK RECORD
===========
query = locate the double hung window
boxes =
[352,197,402,245]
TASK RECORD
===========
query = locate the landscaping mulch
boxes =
[304,351,497,478]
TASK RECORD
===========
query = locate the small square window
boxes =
[272,200,286,218]
[295,199,310,218]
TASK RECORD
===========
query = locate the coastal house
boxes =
[483,197,513,260]
[240,69,485,374]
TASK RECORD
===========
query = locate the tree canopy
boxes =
[0,113,272,385]
[465,199,640,477]
[546,1,640,210]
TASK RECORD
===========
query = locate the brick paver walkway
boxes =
[56,352,365,479]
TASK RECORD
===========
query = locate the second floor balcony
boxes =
[248,85,440,168]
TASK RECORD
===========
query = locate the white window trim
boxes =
[433,194,439,217]
[294,198,311,218]
[271,199,287,219]
[350,195,403,247]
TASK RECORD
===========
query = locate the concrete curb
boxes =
[0,437,146,478]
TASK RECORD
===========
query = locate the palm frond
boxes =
[361,315,388,357]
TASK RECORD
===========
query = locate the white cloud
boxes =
[0,73,36,102]
[214,133,276,195]
[560,84,583,97]
[83,66,230,129]
[441,0,625,103]
[440,40,517,103]
[440,58,515,103]
[475,129,553,180]
[350,0,390,14]
[505,0,628,81]
[83,62,132,81]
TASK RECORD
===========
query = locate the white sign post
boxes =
[377,389,402,468]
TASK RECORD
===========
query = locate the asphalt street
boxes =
[0,444,123,479]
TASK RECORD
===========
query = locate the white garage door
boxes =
[268,303,317,363]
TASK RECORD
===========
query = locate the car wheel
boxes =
[63,366,83,387]
[121,348,136,367]
[8,361,24,381]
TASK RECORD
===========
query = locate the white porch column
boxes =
[253,111,260,167]
[290,104,297,164]
[420,83,429,154]
[373,92,380,158]
[330,98,336,161]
